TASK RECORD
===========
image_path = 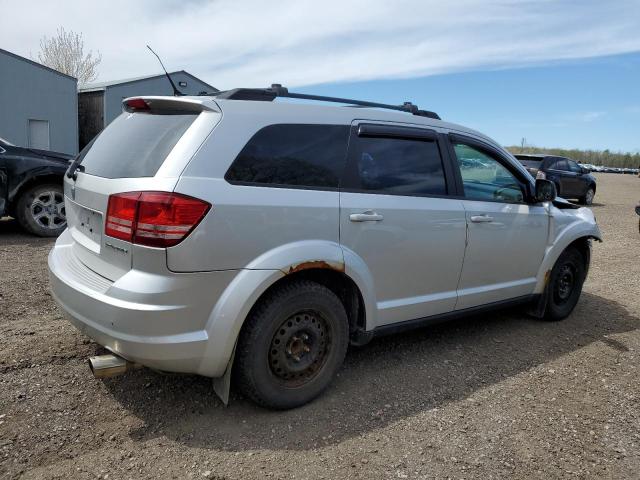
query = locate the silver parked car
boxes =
[48,86,602,409]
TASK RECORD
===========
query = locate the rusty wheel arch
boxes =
[249,267,367,345]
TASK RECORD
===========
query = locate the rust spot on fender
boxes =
[544,269,552,286]
[286,260,345,275]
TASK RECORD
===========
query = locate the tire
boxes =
[15,183,66,237]
[543,246,586,321]
[234,279,349,409]
[579,187,595,205]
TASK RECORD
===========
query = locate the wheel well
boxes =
[567,237,591,274]
[249,268,366,339]
[10,175,63,211]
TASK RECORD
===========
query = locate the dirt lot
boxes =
[1,173,639,479]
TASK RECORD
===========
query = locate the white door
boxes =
[340,123,467,327]
[449,138,549,310]
[28,119,50,150]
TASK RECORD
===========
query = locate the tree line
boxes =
[507,146,640,168]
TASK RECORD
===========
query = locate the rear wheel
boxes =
[15,184,66,237]
[544,246,586,321]
[234,280,349,409]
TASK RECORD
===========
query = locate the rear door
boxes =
[339,123,466,327]
[447,134,549,309]
[65,99,219,280]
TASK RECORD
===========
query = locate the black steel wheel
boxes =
[233,280,349,409]
[234,279,349,409]
[544,246,586,321]
[269,310,332,387]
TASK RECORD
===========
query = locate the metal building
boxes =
[0,48,78,155]
[78,71,217,149]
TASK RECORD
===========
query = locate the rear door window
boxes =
[225,124,349,189]
[343,133,447,196]
[78,112,197,178]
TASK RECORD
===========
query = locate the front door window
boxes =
[453,143,523,203]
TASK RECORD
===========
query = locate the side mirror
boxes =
[535,179,556,202]
[581,167,589,174]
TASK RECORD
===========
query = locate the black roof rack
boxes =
[208,84,441,120]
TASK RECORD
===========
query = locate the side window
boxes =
[551,159,569,171]
[453,143,524,203]
[225,124,349,189]
[347,135,447,196]
[567,160,582,173]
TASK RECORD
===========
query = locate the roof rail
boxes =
[209,84,441,120]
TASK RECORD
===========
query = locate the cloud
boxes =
[567,111,607,122]
[2,0,640,89]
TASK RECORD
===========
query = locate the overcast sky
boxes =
[2,0,640,150]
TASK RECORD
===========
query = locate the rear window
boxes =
[225,124,349,189]
[516,156,543,169]
[78,112,196,178]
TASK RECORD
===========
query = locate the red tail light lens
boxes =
[124,98,150,112]
[105,192,140,242]
[105,192,210,248]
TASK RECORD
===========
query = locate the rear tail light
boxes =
[105,191,210,248]
[536,170,546,180]
[124,98,150,112]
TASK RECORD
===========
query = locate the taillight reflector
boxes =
[105,191,210,248]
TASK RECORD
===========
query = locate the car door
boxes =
[546,158,576,197]
[0,143,7,215]
[447,134,549,310]
[339,123,467,327]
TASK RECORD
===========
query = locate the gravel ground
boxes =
[1,173,639,479]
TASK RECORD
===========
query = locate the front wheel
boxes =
[234,280,349,409]
[579,187,595,205]
[15,184,66,237]
[544,246,586,321]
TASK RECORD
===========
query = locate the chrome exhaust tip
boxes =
[88,354,141,378]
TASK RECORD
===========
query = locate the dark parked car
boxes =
[0,137,72,236]
[514,154,597,205]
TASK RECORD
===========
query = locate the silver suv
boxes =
[49,86,601,409]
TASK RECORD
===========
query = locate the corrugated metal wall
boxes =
[0,50,78,154]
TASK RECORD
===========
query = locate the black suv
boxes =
[0,137,72,236]
[514,154,596,205]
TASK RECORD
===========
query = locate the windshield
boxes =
[77,112,197,178]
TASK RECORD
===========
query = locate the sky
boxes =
[2,0,639,151]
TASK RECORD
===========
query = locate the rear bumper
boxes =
[48,229,238,375]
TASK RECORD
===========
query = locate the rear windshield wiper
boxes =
[66,158,84,180]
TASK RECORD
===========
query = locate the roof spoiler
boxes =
[122,96,217,114]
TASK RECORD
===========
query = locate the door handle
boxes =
[350,211,384,222]
[470,215,494,223]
